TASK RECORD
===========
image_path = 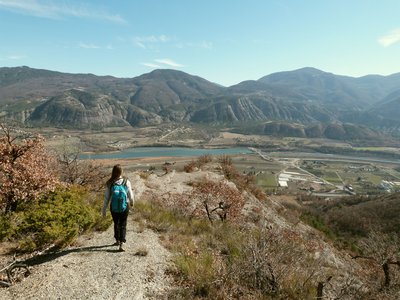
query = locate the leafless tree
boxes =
[57,145,107,191]
[353,230,400,288]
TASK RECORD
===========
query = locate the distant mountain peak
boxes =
[139,69,193,80]
[2,65,400,135]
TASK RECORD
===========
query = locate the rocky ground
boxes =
[0,215,173,300]
[0,166,368,299]
[0,169,202,300]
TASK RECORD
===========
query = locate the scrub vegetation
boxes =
[2,121,400,299]
[0,123,111,253]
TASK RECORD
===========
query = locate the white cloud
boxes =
[135,42,146,49]
[7,54,26,60]
[133,35,172,49]
[78,42,114,50]
[0,0,126,23]
[0,54,26,61]
[133,35,212,52]
[141,63,162,68]
[142,59,184,69]
[174,41,213,50]
[135,35,171,43]
[78,42,100,49]
[200,41,213,49]
[378,28,400,47]
[155,58,184,68]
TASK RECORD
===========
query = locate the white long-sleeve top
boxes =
[102,177,134,217]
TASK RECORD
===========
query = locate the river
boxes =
[80,147,252,160]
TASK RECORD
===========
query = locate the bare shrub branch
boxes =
[57,146,107,191]
[0,123,59,213]
[191,179,245,224]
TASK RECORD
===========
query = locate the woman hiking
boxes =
[102,164,134,251]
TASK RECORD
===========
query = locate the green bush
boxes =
[174,251,216,297]
[0,214,11,240]
[300,212,337,241]
[3,186,111,252]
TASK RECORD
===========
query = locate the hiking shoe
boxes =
[113,240,120,246]
[119,242,125,252]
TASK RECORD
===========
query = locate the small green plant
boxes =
[0,214,11,240]
[134,247,149,256]
[174,251,216,297]
[3,186,111,252]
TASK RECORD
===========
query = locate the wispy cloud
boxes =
[133,35,212,52]
[78,42,100,49]
[155,59,184,68]
[141,63,162,68]
[134,35,171,49]
[174,41,213,50]
[378,28,400,47]
[78,42,114,50]
[0,0,126,24]
[7,54,26,60]
[0,54,26,61]
[200,41,213,50]
[142,59,184,69]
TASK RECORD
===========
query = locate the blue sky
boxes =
[0,0,399,86]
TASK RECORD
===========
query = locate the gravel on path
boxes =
[1,216,173,300]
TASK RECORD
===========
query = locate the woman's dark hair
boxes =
[106,164,123,187]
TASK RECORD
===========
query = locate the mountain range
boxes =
[1,66,400,140]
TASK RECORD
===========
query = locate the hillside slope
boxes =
[2,66,400,135]
[0,167,393,299]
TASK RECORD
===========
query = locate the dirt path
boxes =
[1,216,172,300]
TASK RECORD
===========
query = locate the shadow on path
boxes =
[22,243,120,267]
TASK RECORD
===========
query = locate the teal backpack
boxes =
[110,179,128,213]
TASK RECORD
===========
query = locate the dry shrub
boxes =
[183,160,197,173]
[231,228,307,296]
[184,155,213,173]
[219,157,266,201]
[218,154,232,166]
[0,124,59,213]
[191,179,245,224]
[248,185,267,201]
[57,145,107,191]
[138,170,151,180]
[135,196,356,299]
[197,154,212,167]
[221,164,237,180]
[355,231,400,289]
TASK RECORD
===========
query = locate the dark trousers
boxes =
[111,210,129,243]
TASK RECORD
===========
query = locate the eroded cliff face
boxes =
[24,89,161,129]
